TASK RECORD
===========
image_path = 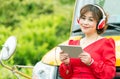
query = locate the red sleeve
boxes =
[89,38,116,79]
[59,39,80,79]
[59,61,73,79]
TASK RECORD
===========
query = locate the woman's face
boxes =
[79,11,98,35]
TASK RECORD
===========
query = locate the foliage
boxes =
[0,0,75,78]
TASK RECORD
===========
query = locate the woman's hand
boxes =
[59,50,70,65]
[79,51,92,66]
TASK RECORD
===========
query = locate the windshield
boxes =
[102,0,120,15]
[99,0,120,23]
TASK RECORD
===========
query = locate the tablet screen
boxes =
[59,45,83,58]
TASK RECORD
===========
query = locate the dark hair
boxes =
[80,4,108,35]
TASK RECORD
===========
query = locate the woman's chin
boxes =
[81,30,90,34]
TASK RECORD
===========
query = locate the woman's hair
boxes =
[80,4,108,35]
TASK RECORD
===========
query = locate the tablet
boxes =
[58,45,83,58]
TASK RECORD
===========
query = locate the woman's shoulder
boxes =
[101,37,115,47]
[98,36,114,42]
[68,36,82,45]
[94,36,115,46]
[68,39,80,45]
[102,37,115,43]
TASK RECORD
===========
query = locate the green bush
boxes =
[0,0,75,78]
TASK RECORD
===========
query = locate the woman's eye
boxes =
[81,17,85,20]
[89,19,93,21]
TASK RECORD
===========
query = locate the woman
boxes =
[59,4,116,79]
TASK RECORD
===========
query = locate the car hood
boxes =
[41,36,120,66]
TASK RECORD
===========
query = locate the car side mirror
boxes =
[0,36,17,61]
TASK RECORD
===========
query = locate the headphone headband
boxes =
[94,5,106,19]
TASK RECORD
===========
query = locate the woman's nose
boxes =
[83,19,88,24]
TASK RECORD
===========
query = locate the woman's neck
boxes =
[80,33,100,48]
[85,33,99,40]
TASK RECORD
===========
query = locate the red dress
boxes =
[59,38,116,79]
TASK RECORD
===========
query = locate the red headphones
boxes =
[77,4,106,29]
[94,5,106,29]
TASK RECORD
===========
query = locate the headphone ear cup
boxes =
[97,19,105,29]
[77,19,80,24]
